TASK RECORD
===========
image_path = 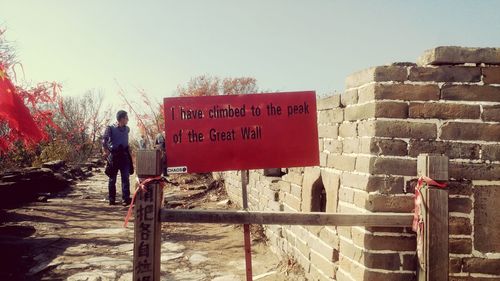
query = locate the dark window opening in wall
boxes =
[311,177,327,212]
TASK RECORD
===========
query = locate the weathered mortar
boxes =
[222,46,500,281]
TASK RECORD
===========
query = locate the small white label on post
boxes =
[167,166,188,174]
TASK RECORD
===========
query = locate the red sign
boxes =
[163,91,319,173]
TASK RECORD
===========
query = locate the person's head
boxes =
[116,110,129,126]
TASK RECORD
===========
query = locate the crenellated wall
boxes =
[222,46,500,281]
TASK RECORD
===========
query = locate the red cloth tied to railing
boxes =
[413,176,447,238]
[123,176,166,228]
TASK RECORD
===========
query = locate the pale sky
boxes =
[1,0,500,123]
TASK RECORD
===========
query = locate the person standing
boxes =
[102,110,134,206]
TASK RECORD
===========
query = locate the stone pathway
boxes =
[0,171,300,280]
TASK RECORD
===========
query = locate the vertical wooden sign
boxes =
[133,150,163,281]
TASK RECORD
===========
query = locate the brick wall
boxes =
[222,46,500,281]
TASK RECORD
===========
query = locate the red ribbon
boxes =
[412,176,447,233]
[123,176,165,228]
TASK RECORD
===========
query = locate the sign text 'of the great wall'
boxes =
[164,91,319,173]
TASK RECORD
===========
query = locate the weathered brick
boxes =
[339,122,357,138]
[449,217,472,235]
[340,239,401,270]
[483,66,500,84]
[318,124,338,138]
[365,193,414,212]
[341,173,405,194]
[341,89,358,106]
[370,157,417,176]
[449,197,472,213]
[369,138,408,156]
[409,140,480,159]
[441,122,500,142]
[448,180,473,196]
[344,101,408,121]
[449,237,472,254]
[310,249,336,278]
[282,172,303,185]
[402,254,417,271]
[358,83,440,103]
[323,140,342,154]
[449,162,500,180]
[409,102,480,119]
[351,228,416,251]
[482,144,500,161]
[318,108,344,124]
[345,66,408,89]
[359,120,437,139]
[441,84,500,102]
[449,257,462,273]
[409,66,481,82]
[319,227,340,250]
[482,104,500,122]
[310,236,336,262]
[338,187,354,204]
[417,46,500,65]
[463,257,500,275]
[342,138,361,154]
[320,152,328,166]
[327,154,356,171]
[318,95,341,110]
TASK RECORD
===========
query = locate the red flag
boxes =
[0,64,45,148]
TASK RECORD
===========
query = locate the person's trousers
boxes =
[107,159,131,202]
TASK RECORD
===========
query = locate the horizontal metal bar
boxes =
[160,209,413,227]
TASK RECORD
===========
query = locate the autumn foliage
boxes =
[0,30,108,171]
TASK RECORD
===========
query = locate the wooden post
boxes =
[241,170,253,281]
[417,154,449,281]
[133,150,163,281]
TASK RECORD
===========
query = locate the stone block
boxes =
[340,89,358,106]
[482,66,500,84]
[482,104,500,122]
[318,108,344,124]
[339,122,357,138]
[449,237,472,254]
[474,185,500,252]
[318,95,341,110]
[342,172,405,194]
[449,197,472,213]
[441,84,500,102]
[440,122,500,142]
[449,217,472,235]
[409,140,480,159]
[344,101,408,121]
[482,144,500,162]
[402,254,417,271]
[358,83,440,103]
[448,180,473,195]
[365,193,414,212]
[310,249,336,278]
[324,140,342,154]
[369,138,408,156]
[351,228,416,251]
[318,124,339,138]
[370,157,417,176]
[327,154,356,171]
[409,102,480,119]
[463,257,500,275]
[409,65,481,82]
[417,46,500,65]
[345,66,408,89]
[358,120,437,139]
[449,162,500,180]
